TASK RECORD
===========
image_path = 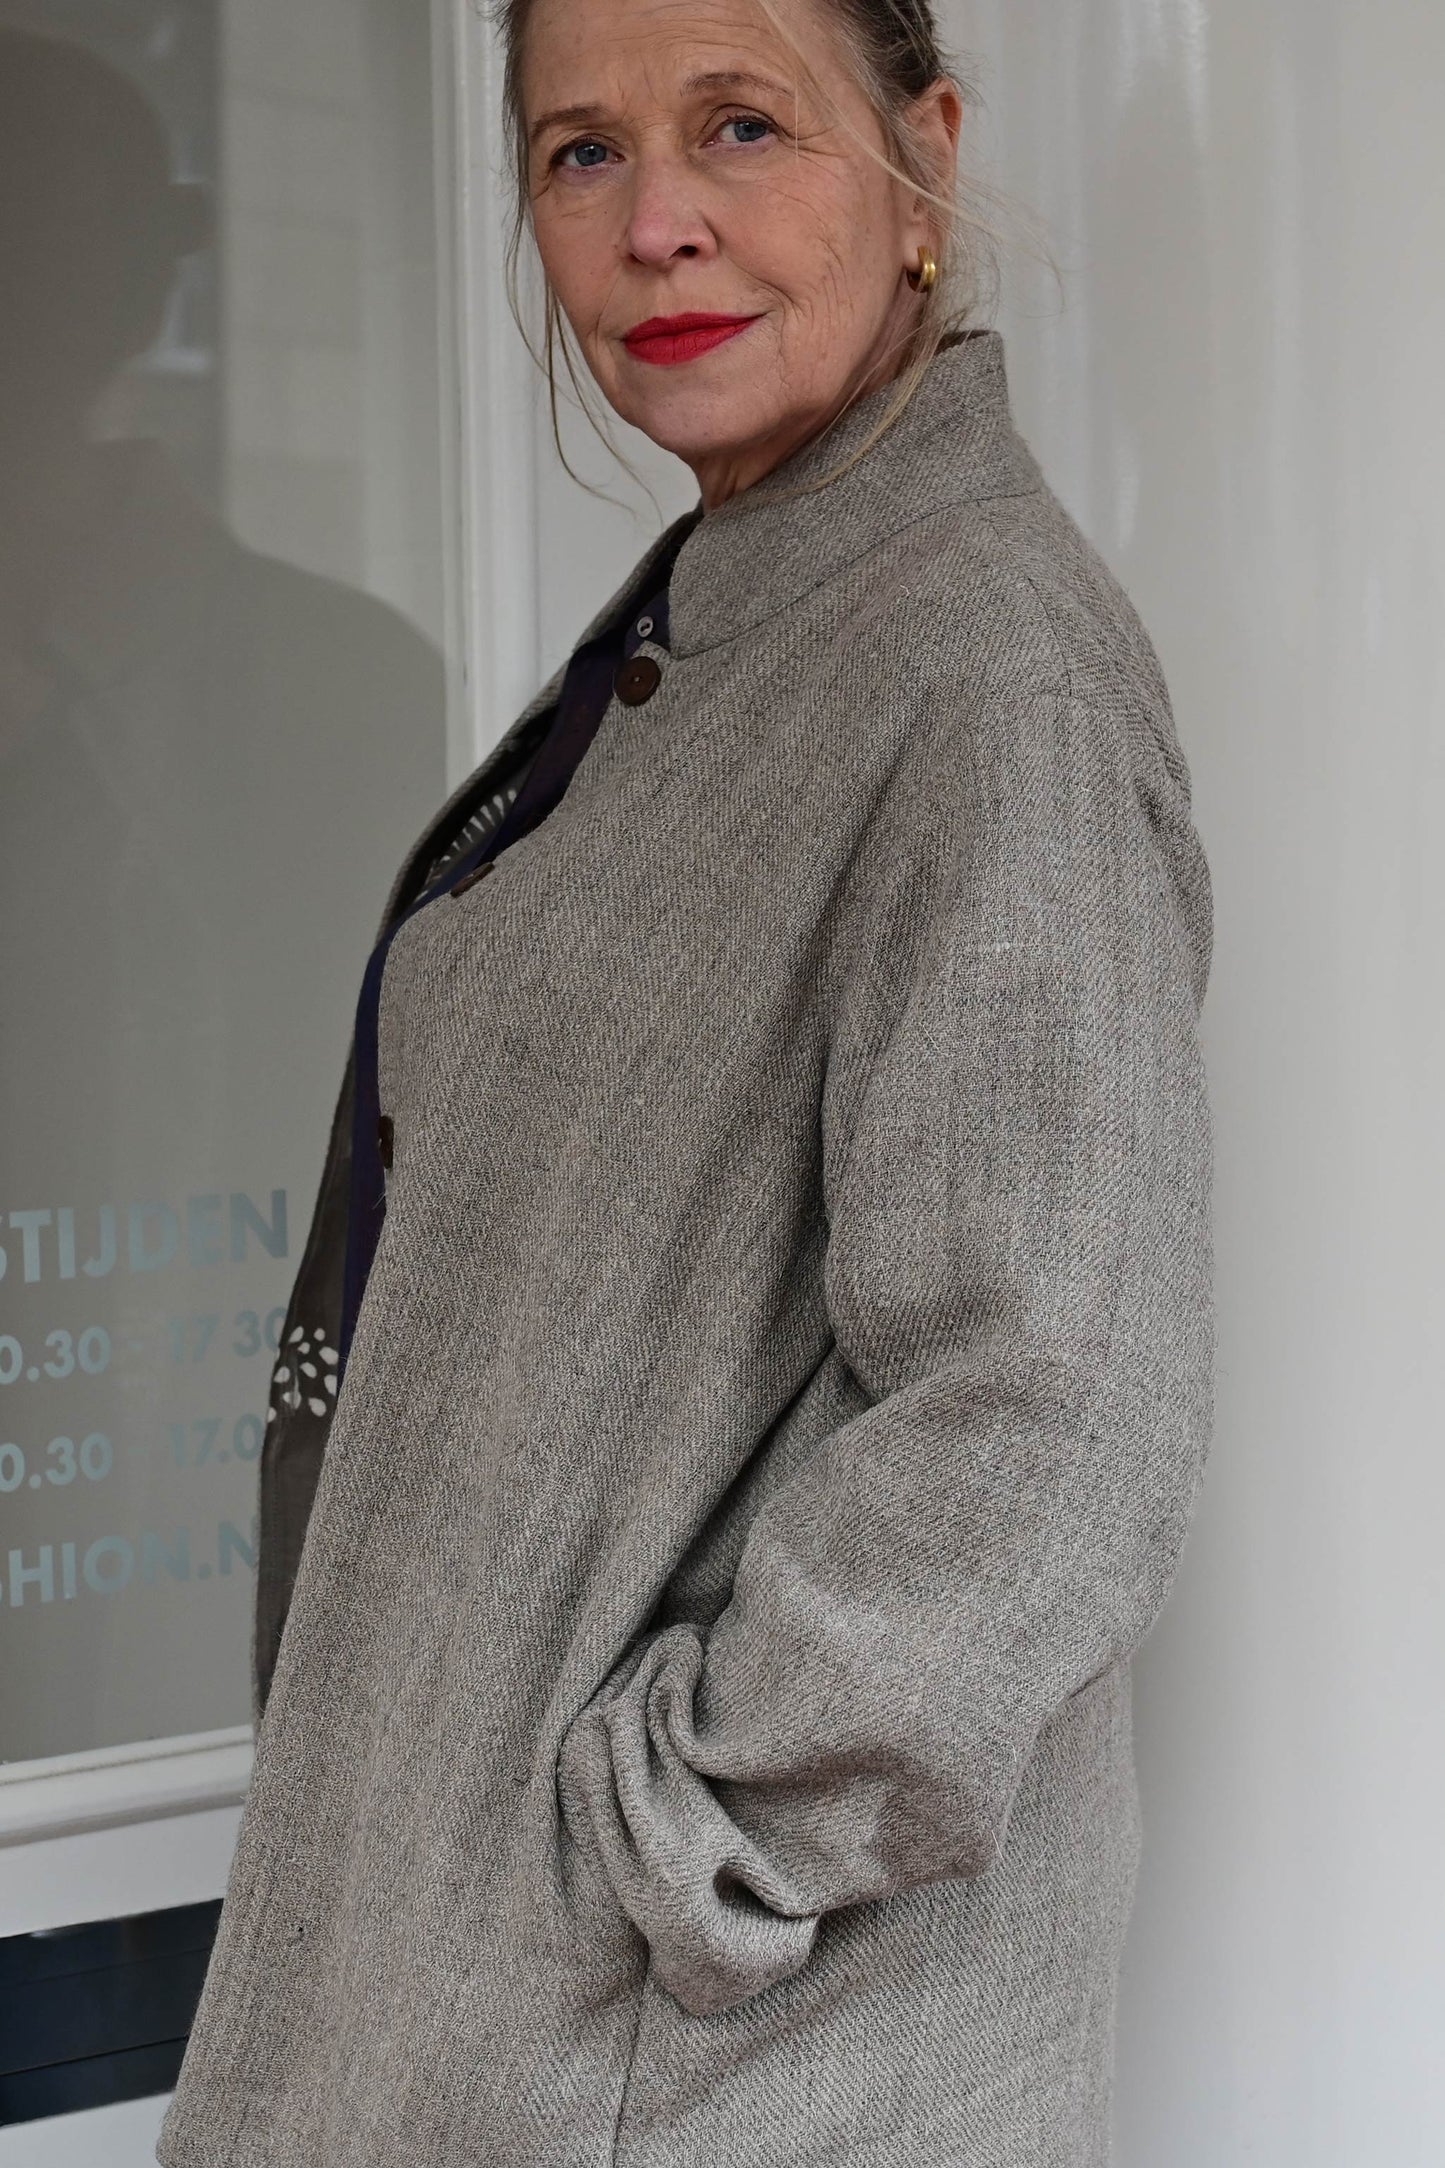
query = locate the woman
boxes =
[159,0,1215,2163]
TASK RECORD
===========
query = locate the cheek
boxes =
[728,170,897,330]
[531,195,611,322]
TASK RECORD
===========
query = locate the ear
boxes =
[903,75,964,244]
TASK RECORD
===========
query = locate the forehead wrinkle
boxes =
[522,0,832,140]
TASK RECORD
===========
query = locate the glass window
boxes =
[0,0,450,1760]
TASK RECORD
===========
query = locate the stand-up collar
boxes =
[667,329,1041,659]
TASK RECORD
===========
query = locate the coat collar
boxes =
[666,328,1041,659]
[380,331,1038,925]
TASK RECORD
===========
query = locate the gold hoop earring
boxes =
[907,245,938,294]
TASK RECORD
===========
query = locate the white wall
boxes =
[508,1,1445,2159]
[953,4,1445,2160]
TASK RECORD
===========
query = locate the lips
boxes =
[622,312,761,366]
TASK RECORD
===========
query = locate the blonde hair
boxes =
[490,0,1020,506]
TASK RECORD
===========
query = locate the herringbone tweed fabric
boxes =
[157,330,1215,2168]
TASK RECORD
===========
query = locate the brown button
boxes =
[614,655,661,706]
[377,1115,394,1169]
[451,859,495,896]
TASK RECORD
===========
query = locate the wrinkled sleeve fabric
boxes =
[557,672,1216,2019]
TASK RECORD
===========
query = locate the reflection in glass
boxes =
[0,12,449,1760]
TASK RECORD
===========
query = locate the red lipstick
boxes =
[622,312,761,366]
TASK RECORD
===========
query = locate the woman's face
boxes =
[522,0,961,507]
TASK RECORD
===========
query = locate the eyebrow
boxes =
[527,69,797,147]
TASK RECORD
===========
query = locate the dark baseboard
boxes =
[0,1899,222,2127]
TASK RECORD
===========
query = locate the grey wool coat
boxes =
[157,330,1215,2168]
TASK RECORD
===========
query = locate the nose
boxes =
[622,149,717,271]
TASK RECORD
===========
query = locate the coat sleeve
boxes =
[556,675,1216,2019]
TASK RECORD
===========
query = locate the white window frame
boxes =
[433,0,542,780]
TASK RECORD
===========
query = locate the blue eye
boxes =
[552,113,772,172]
[721,114,772,146]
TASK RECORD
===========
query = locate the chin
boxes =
[617,383,784,470]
